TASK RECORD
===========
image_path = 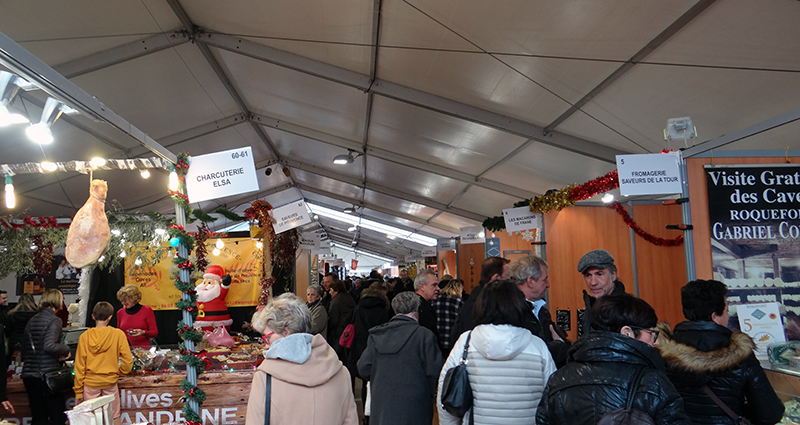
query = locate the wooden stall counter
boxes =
[0,370,256,425]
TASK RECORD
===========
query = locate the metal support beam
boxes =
[53,32,189,79]
[128,114,248,156]
[282,158,486,222]
[251,113,537,199]
[196,32,627,163]
[0,31,176,163]
[683,107,800,158]
[297,183,459,234]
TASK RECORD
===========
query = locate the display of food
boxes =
[65,179,111,268]
[129,334,264,375]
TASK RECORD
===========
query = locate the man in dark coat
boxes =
[511,255,571,368]
[577,249,626,335]
[658,279,784,425]
[413,269,442,352]
[0,323,14,414]
[449,256,509,347]
[358,292,443,425]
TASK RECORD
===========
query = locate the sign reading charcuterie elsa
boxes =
[185,147,259,203]
[706,165,800,241]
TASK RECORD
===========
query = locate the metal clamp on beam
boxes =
[662,197,689,205]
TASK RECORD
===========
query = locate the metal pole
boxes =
[175,199,199,415]
[679,152,696,281]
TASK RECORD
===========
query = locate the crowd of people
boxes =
[246,250,786,425]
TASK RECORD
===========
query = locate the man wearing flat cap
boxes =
[577,249,626,335]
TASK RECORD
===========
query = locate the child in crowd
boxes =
[73,302,133,425]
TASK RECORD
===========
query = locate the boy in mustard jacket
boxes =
[74,302,133,425]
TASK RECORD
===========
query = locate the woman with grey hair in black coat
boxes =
[357,292,443,425]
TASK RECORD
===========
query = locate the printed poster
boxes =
[124,238,263,310]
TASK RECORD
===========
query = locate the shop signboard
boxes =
[737,302,785,356]
[271,200,312,234]
[616,153,681,196]
[421,246,436,257]
[185,147,259,203]
[124,238,262,310]
[706,164,800,340]
[299,232,321,249]
[502,206,538,232]
[437,239,456,251]
[459,226,485,245]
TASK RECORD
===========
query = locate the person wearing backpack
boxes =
[536,294,691,425]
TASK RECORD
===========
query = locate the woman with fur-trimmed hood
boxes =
[658,279,784,425]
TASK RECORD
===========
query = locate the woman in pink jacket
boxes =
[246,293,358,425]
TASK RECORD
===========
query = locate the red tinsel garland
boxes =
[608,201,684,247]
[0,216,69,230]
[569,170,620,201]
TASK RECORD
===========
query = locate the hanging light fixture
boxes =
[333,149,363,165]
[343,206,355,214]
[4,174,14,209]
[168,170,179,191]
[26,97,63,144]
[0,71,29,126]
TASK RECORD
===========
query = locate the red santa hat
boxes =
[203,265,225,281]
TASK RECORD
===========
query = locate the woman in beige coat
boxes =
[246,293,358,425]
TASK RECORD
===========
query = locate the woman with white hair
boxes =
[245,293,358,425]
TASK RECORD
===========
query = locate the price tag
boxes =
[185,147,259,203]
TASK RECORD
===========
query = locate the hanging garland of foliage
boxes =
[483,199,532,231]
[244,200,277,305]
[608,201,684,246]
[272,229,299,269]
[0,216,68,278]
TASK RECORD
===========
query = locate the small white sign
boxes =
[421,246,436,257]
[503,206,538,232]
[616,153,682,196]
[460,226,485,245]
[299,232,321,250]
[404,254,418,263]
[737,302,786,356]
[310,248,331,256]
[185,147,259,203]
[437,239,456,251]
[271,200,312,234]
[332,258,345,267]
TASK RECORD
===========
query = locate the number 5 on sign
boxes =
[737,302,785,357]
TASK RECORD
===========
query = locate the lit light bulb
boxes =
[601,193,615,204]
[212,248,220,256]
[40,162,57,172]
[97,255,105,263]
[26,123,53,144]
[30,245,37,250]
[111,229,121,236]
[168,171,179,191]
[134,258,143,266]
[155,228,166,235]
[90,157,106,167]
[478,232,485,238]
[120,251,126,258]
[4,175,14,209]
[256,241,263,249]
[215,238,224,249]
[140,169,150,179]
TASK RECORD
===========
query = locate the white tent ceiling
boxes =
[1,0,799,262]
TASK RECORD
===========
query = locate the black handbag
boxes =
[27,329,74,395]
[440,331,473,420]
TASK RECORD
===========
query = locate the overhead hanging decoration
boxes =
[608,201,684,247]
[244,200,276,304]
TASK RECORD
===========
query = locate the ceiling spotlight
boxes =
[348,225,358,232]
[333,149,363,165]
[26,97,63,144]
[664,117,697,148]
[40,162,57,172]
[602,193,615,204]
[313,214,319,220]
[343,206,355,214]
[140,169,150,179]
[0,71,29,126]
[90,157,106,168]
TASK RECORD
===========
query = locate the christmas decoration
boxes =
[520,230,536,242]
[244,200,277,305]
[608,201,684,247]
[194,264,233,330]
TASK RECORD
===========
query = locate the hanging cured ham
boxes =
[66,179,111,268]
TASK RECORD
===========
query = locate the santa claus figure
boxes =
[194,265,233,330]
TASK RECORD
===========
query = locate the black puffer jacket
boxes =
[21,308,70,379]
[347,287,390,377]
[7,309,37,353]
[536,330,691,425]
[658,321,784,425]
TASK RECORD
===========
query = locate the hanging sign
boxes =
[404,254,418,263]
[459,226,485,245]
[616,153,681,196]
[737,302,786,356]
[185,147,259,203]
[299,232,321,250]
[271,200,312,234]
[503,206,538,232]
[421,246,436,257]
[437,239,456,251]
[351,259,358,270]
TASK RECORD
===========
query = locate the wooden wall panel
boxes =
[296,249,310,300]
[457,241,484,293]
[632,204,687,328]
[687,156,800,280]
[544,206,634,340]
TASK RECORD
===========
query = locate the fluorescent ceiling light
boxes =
[308,202,437,246]
[331,242,394,263]
[333,154,353,165]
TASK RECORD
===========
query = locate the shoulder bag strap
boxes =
[625,367,646,410]
[702,385,739,421]
[460,331,472,364]
[263,373,272,425]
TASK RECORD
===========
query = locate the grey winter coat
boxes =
[357,315,443,425]
[21,308,70,379]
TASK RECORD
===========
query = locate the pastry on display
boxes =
[65,179,111,268]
